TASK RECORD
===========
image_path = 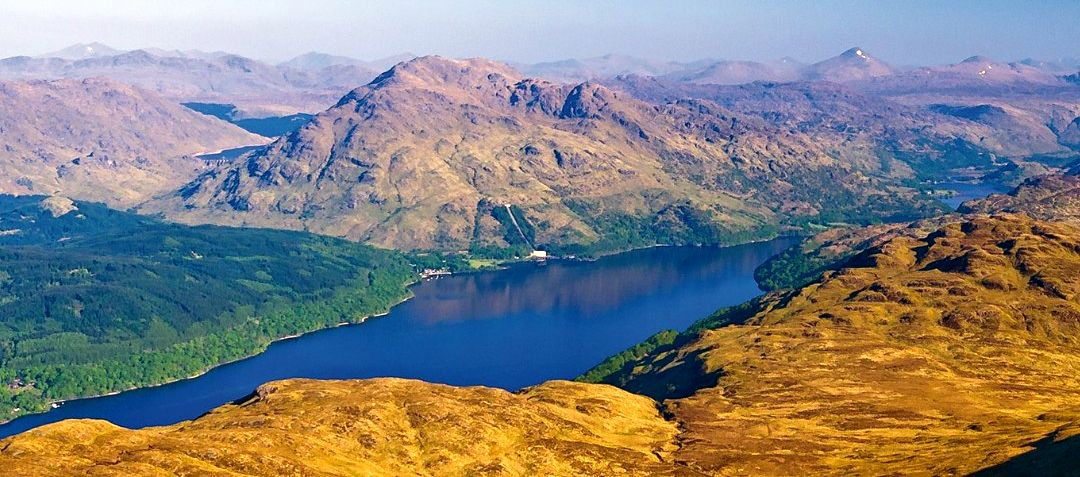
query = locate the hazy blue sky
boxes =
[1,0,1078,64]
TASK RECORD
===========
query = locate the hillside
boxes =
[662,59,802,85]
[5,215,1079,475]
[754,170,1080,291]
[143,56,946,254]
[0,378,682,476]
[585,214,1080,474]
[0,195,415,419]
[847,56,1080,161]
[0,78,262,206]
[960,172,1080,221]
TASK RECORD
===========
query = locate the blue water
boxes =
[0,238,796,438]
[938,181,1012,209]
[195,145,263,162]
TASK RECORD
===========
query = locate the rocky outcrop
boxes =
[144,56,942,251]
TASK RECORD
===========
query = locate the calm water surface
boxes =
[0,238,796,438]
[938,181,1012,209]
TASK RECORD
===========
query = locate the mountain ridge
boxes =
[141,55,945,252]
[0,77,263,206]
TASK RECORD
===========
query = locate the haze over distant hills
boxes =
[0,44,407,116]
[3,42,1077,117]
[1,30,1080,476]
[0,42,1072,252]
[0,77,262,205]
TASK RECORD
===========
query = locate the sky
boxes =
[1,0,1078,65]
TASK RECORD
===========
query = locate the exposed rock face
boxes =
[144,56,942,251]
[5,216,1079,475]
[0,78,263,206]
[38,196,77,218]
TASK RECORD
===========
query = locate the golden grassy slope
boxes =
[4,215,1079,475]
[609,215,1080,475]
[0,379,684,476]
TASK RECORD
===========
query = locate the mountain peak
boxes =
[40,42,123,60]
[841,47,871,60]
[370,56,521,88]
[961,55,995,64]
[803,47,896,82]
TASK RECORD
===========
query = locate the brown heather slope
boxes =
[0,379,686,476]
[596,215,1080,475]
[4,215,1080,475]
[0,78,263,206]
[755,171,1080,291]
[143,56,943,252]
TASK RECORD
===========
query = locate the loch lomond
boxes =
[0,238,796,438]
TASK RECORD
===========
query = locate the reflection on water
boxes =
[416,245,778,323]
[0,238,796,438]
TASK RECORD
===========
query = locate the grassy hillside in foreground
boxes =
[0,195,415,419]
[5,215,1080,475]
[579,215,1080,474]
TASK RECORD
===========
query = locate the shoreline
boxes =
[1,289,419,427]
[1,236,799,428]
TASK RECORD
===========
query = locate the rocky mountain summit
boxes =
[143,56,943,252]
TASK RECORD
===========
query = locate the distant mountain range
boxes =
[0,77,262,206]
[521,46,1078,87]
[0,43,1077,252]
[139,55,971,253]
[4,43,1077,117]
[0,44,408,116]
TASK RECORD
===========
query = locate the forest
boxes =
[0,195,416,418]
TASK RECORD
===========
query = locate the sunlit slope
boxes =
[0,379,683,476]
[587,215,1080,474]
[6,215,1080,475]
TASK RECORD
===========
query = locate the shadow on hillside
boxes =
[971,430,1080,476]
